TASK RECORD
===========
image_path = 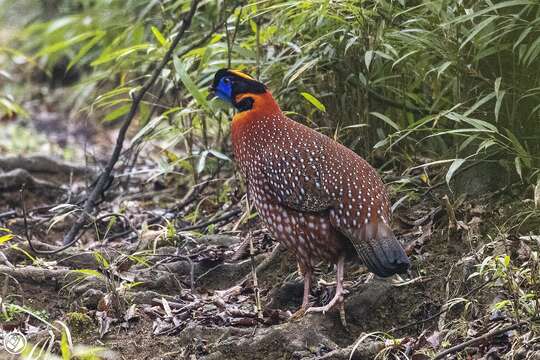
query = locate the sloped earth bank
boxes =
[1,108,539,359]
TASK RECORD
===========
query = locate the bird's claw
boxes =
[290,307,307,320]
[304,295,343,315]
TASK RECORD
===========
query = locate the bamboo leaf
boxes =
[151,26,168,47]
[515,156,523,180]
[103,104,131,122]
[495,90,505,122]
[364,50,374,70]
[208,149,231,161]
[287,59,318,85]
[447,1,532,24]
[197,150,209,174]
[0,234,13,244]
[91,44,151,66]
[300,92,326,112]
[173,57,210,112]
[67,31,105,70]
[446,158,466,186]
[505,129,531,167]
[459,16,497,50]
[370,112,400,130]
[37,31,97,56]
[61,329,71,360]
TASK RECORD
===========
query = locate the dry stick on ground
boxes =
[60,0,201,247]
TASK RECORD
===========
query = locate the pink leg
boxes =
[301,269,312,309]
[290,266,312,319]
[306,256,345,314]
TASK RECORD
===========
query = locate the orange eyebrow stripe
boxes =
[229,69,255,81]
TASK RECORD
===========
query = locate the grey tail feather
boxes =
[344,221,410,277]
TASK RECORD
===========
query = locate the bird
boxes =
[211,68,410,314]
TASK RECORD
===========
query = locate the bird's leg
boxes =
[306,256,345,314]
[301,268,312,310]
[290,266,312,320]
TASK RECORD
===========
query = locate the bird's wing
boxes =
[262,154,334,213]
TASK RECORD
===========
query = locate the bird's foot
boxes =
[289,306,308,321]
[305,294,343,315]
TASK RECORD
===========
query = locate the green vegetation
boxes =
[2,0,538,185]
[65,312,94,336]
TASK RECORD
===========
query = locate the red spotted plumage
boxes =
[213,69,410,314]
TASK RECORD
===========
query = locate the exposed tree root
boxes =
[2,239,99,269]
[0,169,64,198]
[0,265,72,286]
[0,155,94,178]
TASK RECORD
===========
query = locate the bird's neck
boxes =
[232,92,282,123]
[231,91,283,143]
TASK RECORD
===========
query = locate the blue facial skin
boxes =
[215,77,233,103]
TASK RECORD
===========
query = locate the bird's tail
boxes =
[344,221,410,277]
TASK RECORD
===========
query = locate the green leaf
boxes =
[437,61,452,79]
[505,129,531,167]
[208,149,231,161]
[91,44,151,66]
[504,255,511,267]
[494,77,502,97]
[61,329,71,360]
[287,59,318,85]
[300,92,326,112]
[515,156,523,180]
[459,16,497,50]
[513,27,532,51]
[0,234,14,244]
[103,104,131,122]
[370,112,400,130]
[446,158,466,186]
[364,50,374,70]
[0,97,29,118]
[67,31,105,70]
[495,90,505,122]
[173,57,210,112]
[132,115,165,143]
[151,26,168,47]
[36,31,97,57]
[447,1,532,24]
[197,150,208,174]
[71,269,105,279]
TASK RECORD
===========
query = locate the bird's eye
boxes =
[223,78,231,84]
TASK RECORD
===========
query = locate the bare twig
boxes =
[61,0,201,246]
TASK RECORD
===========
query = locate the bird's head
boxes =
[211,69,268,112]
